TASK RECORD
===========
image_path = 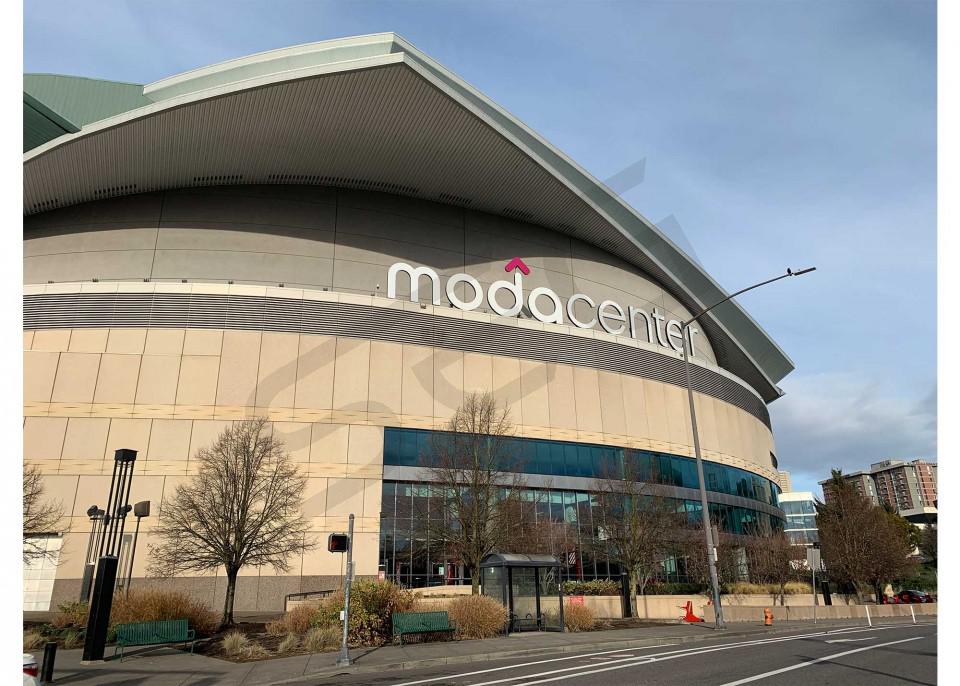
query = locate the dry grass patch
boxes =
[221,631,250,657]
[305,625,341,653]
[447,595,508,639]
[277,633,300,654]
[266,605,317,636]
[23,631,45,651]
[111,589,218,636]
[563,602,595,632]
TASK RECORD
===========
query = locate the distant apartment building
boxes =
[779,491,818,547]
[820,459,937,523]
[776,471,793,493]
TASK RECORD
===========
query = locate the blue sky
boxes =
[23,0,937,495]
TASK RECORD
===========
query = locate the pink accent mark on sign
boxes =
[504,258,530,275]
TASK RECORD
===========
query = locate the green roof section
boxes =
[23,92,78,152]
[23,74,153,151]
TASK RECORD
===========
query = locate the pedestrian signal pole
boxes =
[336,514,354,667]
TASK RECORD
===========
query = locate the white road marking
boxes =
[824,637,873,643]
[716,635,926,686]
[388,622,933,686]
[388,644,678,686]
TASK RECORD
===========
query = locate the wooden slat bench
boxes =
[392,611,454,645]
[113,619,196,661]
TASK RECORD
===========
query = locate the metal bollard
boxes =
[41,641,57,683]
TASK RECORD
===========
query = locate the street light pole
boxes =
[680,267,815,630]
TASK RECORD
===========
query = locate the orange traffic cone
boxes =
[763,607,773,626]
[679,600,705,623]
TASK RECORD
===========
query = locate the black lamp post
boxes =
[79,506,104,601]
[124,501,150,596]
[81,448,137,663]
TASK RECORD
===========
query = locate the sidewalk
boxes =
[47,617,925,686]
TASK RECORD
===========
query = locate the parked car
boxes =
[897,589,933,603]
[23,653,39,686]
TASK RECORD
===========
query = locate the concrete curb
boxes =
[269,620,898,684]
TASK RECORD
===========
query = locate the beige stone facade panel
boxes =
[256,333,300,408]
[32,329,72,352]
[144,329,185,356]
[597,371,627,437]
[215,331,261,406]
[332,338,370,412]
[23,417,68,462]
[545,364,577,430]
[182,329,223,356]
[401,345,434,419]
[93,354,142,404]
[61,418,110,463]
[146,419,193,462]
[68,329,109,353]
[432,348,463,421]
[462,352,493,395]
[177,355,221,407]
[106,329,147,355]
[24,351,59,403]
[519,359,550,428]
[367,341,403,415]
[51,353,101,404]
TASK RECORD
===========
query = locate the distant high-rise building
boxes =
[819,459,937,523]
[776,471,793,493]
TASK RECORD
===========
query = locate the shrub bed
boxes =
[562,579,619,596]
[447,595,508,639]
[563,602,596,632]
[313,580,417,646]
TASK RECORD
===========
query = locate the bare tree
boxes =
[149,418,316,627]
[673,522,743,592]
[417,392,527,594]
[816,469,915,602]
[744,530,804,605]
[23,463,64,563]
[590,462,683,616]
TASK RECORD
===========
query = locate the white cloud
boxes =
[769,372,936,490]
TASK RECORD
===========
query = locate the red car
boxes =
[897,589,934,603]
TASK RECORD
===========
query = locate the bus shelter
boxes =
[480,554,564,633]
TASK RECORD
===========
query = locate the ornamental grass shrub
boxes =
[23,631,44,651]
[562,602,595,632]
[304,625,341,652]
[221,630,249,657]
[277,633,300,654]
[110,589,218,636]
[266,605,318,636]
[312,580,417,646]
[447,595,508,640]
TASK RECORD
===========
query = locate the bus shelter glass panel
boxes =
[510,567,539,631]
[538,566,563,631]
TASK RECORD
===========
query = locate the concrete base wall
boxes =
[703,602,937,624]
[50,575,345,614]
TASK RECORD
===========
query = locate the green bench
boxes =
[113,619,196,661]
[392,611,454,645]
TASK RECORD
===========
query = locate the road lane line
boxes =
[387,644,679,686]
[388,622,932,686]
[716,635,926,686]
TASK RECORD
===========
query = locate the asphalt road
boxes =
[315,622,936,686]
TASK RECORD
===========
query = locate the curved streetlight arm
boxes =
[682,267,816,330]
[677,265,815,630]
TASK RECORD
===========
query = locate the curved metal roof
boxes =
[21,32,793,402]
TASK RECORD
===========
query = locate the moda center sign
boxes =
[387,258,702,356]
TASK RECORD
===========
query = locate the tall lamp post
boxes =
[681,267,816,629]
[79,506,105,601]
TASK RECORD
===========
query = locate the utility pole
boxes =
[336,514,355,667]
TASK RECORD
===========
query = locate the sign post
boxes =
[807,544,822,624]
[336,514,355,667]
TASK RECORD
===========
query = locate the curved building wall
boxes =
[23,186,780,611]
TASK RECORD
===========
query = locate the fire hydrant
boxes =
[763,607,774,626]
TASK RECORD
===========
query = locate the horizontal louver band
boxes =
[23,291,771,427]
